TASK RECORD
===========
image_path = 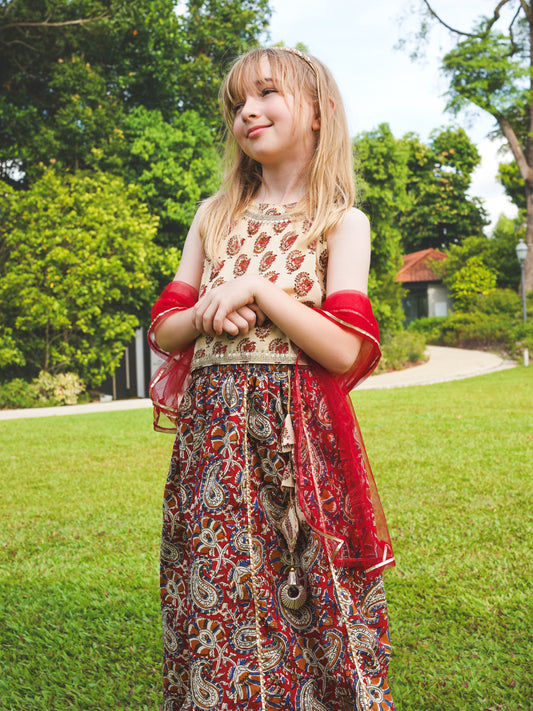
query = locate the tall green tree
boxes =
[410,0,533,291]
[0,170,160,386]
[354,124,407,334]
[0,0,271,184]
[399,127,488,252]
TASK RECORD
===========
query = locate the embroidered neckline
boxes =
[245,201,303,221]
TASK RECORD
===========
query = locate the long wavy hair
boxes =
[199,47,355,260]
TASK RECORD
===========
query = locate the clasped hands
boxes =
[192,275,267,337]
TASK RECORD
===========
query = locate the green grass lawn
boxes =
[0,367,531,710]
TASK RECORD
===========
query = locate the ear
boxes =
[312,97,334,131]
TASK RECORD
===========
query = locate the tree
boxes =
[354,124,407,334]
[0,0,271,184]
[410,0,533,291]
[176,0,271,124]
[117,107,220,253]
[399,127,488,252]
[0,170,160,386]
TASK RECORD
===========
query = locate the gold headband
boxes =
[278,47,319,79]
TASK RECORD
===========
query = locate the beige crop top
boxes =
[192,202,328,370]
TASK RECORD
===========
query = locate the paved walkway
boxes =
[0,346,517,421]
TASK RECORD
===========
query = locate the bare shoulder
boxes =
[174,205,206,286]
[326,208,371,294]
[328,207,370,246]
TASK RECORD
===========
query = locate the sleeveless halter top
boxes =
[192,202,328,370]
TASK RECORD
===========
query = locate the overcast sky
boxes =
[267,0,519,230]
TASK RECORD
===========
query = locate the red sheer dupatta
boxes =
[147,280,198,432]
[293,290,395,577]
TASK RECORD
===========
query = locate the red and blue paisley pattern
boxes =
[161,364,393,710]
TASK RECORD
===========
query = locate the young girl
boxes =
[149,47,395,711]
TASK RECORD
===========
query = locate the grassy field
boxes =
[0,367,531,710]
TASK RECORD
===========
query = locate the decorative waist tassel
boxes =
[276,376,307,610]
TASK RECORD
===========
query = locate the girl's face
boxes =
[231,57,319,170]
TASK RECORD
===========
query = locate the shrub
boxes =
[33,371,85,406]
[0,379,40,410]
[0,372,85,409]
[475,288,521,316]
[376,330,427,372]
[409,312,533,357]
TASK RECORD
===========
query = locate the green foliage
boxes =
[0,0,271,184]
[375,330,427,373]
[118,106,220,252]
[33,371,85,406]
[399,127,488,252]
[0,378,39,410]
[443,31,529,122]
[409,3,533,290]
[497,159,526,211]
[0,372,85,409]
[409,303,533,357]
[0,170,159,386]
[488,213,524,289]
[446,255,497,311]
[354,124,407,333]
[436,217,523,293]
[176,0,272,125]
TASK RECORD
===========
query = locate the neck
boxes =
[255,162,309,204]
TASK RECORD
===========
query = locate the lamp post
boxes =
[515,237,529,366]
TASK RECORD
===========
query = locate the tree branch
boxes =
[422,0,518,38]
[0,37,38,51]
[508,4,523,54]
[520,1,531,22]
[498,115,533,182]
[0,15,109,32]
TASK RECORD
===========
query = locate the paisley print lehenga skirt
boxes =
[160,363,394,711]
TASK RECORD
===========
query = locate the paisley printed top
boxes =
[192,202,328,371]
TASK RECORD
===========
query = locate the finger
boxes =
[248,303,266,325]
[235,306,257,327]
[226,311,251,334]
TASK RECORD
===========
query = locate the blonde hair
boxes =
[199,47,355,260]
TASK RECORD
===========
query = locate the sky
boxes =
[267,0,519,231]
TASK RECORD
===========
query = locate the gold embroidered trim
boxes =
[242,371,267,709]
[321,312,381,351]
[328,561,373,711]
[192,350,298,370]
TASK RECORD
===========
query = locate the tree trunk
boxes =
[525,183,533,292]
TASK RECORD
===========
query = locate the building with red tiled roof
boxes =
[396,249,453,323]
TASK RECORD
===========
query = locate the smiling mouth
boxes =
[247,124,271,138]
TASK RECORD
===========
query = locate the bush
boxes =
[0,372,85,410]
[376,330,427,372]
[409,311,533,357]
[475,288,521,316]
[408,317,443,342]
[0,379,40,410]
[33,371,85,406]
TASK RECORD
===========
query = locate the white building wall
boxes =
[427,284,453,317]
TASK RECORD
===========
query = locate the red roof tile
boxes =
[396,248,446,283]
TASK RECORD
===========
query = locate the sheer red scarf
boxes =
[148,280,198,432]
[148,283,394,576]
[292,290,394,577]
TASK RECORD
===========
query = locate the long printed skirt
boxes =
[160,364,394,711]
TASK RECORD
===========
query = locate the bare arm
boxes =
[193,209,371,374]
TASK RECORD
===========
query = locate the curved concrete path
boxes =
[357,345,516,390]
[0,346,517,420]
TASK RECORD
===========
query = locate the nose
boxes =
[241,95,259,120]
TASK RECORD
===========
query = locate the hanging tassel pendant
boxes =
[280,566,307,610]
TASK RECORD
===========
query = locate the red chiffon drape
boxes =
[148,282,394,575]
